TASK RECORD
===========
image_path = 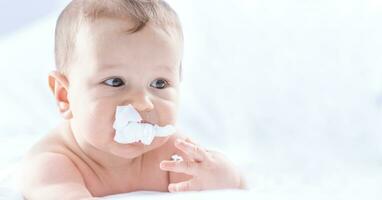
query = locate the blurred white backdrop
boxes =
[1,0,382,199]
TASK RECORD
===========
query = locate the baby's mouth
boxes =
[139,120,154,125]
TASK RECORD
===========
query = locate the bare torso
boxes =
[24,122,187,197]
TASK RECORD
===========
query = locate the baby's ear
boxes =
[48,71,73,119]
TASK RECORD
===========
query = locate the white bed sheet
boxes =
[1,159,381,200]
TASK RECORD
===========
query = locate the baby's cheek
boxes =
[75,100,116,146]
[94,101,116,136]
[156,99,178,125]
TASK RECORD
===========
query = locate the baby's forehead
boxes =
[80,18,180,43]
[72,20,182,77]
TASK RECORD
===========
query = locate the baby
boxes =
[21,0,244,199]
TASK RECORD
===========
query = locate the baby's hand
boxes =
[160,139,245,192]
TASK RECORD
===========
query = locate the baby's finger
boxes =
[168,180,200,192]
[159,160,199,175]
[175,139,207,162]
[184,137,197,145]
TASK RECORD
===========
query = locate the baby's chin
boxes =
[108,136,170,159]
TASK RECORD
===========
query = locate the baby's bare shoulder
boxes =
[23,122,83,174]
[21,151,91,199]
[22,151,82,182]
[21,125,92,199]
[22,125,77,178]
[25,124,68,158]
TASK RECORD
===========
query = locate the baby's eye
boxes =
[150,79,169,89]
[103,77,125,87]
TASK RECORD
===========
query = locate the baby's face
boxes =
[66,18,182,159]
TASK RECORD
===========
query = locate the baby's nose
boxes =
[129,90,154,112]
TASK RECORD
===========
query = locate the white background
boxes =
[1,0,382,199]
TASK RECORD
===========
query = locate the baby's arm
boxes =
[22,152,98,200]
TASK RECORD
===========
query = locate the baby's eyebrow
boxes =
[92,63,126,78]
[97,63,123,70]
[155,65,178,73]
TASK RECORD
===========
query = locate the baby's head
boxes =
[49,0,183,159]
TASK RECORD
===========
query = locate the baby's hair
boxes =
[55,0,183,75]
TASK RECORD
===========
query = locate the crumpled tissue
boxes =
[113,105,176,145]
